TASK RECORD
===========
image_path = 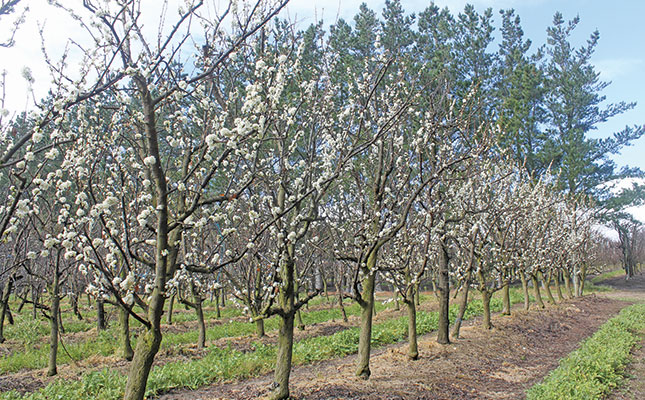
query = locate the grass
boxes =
[0,285,609,400]
[0,294,396,374]
[0,288,522,400]
[526,303,645,400]
[590,268,624,284]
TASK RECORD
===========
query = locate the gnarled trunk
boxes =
[531,274,545,309]
[356,260,377,380]
[451,274,471,339]
[270,247,296,400]
[271,312,294,400]
[541,271,556,305]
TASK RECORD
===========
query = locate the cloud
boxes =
[595,58,643,81]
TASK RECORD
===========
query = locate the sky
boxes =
[1,0,643,224]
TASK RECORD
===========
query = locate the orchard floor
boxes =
[160,295,629,400]
[601,272,645,400]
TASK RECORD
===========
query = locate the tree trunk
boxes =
[124,326,162,400]
[501,279,511,316]
[214,291,221,319]
[47,268,60,377]
[451,274,471,339]
[572,269,580,297]
[0,277,13,343]
[406,296,418,360]
[578,264,587,296]
[520,271,530,310]
[97,298,106,331]
[481,290,492,330]
[296,309,305,331]
[255,317,265,338]
[564,271,574,298]
[271,312,294,400]
[555,271,565,301]
[119,305,134,361]
[166,294,175,325]
[356,263,376,380]
[195,299,206,349]
[71,293,83,320]
[270,244,297,400]
[414,281,421,306]
[531,274,545,309]
[189,280,206,349]
[436,241,450,345]
[541,271,556,305]
[338,288,348,323]
[32,287,38,320]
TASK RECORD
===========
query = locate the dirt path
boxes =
[596,272,645,302]
[159,295,627,400]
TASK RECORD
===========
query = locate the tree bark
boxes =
[47,267,60,377]
[451,274,471,339]
[124,326,162,400]
[97,298,106,331]
[119,305,134,361]
[32,286,38,320]
[564,271,574,298]
[501,278,511,316]
[71,293,83,320]
[214,291,221,319]
[166,294,175,325]
[578,264,587,296]
[531,274,545,309]
[541,271,557,305]
[255,317,265,338]
[270,246,297,400]
[271,312,294,400]
[0,277,14,343]
[520,271,530,310]
[406,295,418,360]
[555,270,565,301]
[481,290,492,330]
[195,299,206,349]
[436,240,450,345]
[356,257,377,380]
[338,287,348,323]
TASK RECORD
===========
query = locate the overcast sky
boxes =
[1,0,643,221]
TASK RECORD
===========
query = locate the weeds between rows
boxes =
[526,303,645,400]
[0,290,527,400]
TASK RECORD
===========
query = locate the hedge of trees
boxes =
[0,1,643,400]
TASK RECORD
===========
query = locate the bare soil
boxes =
[159,295,628,400]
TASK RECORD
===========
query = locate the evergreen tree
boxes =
[543,12,644,196]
